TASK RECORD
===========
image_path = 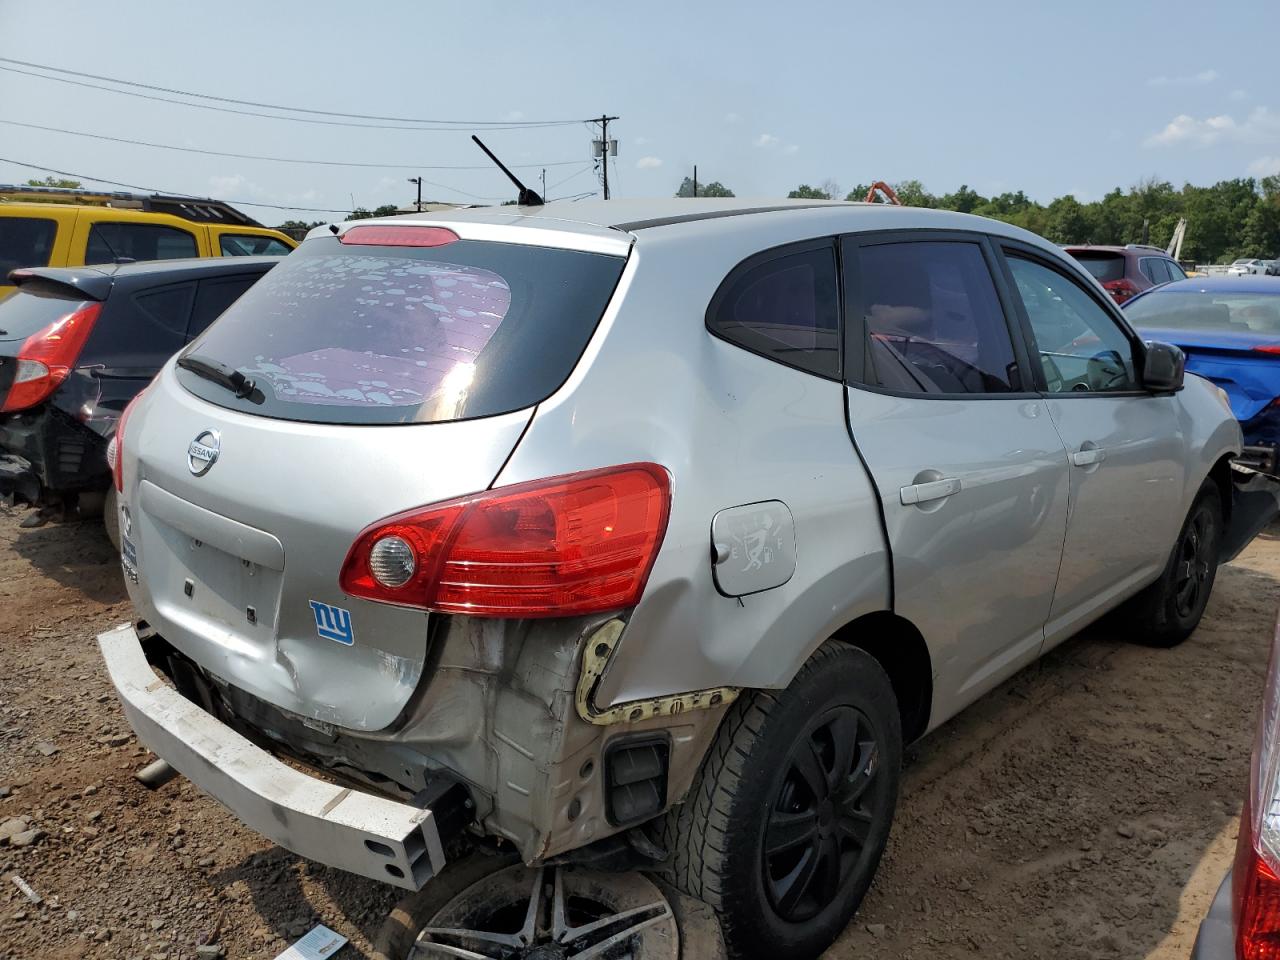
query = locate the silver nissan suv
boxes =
[100,199,1252,959]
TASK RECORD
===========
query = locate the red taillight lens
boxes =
[111,390,146,493]
[1102,278,1140,304]
[0,302,102,413]
[1255,346,1280,356]
[340,463,671,617]
[1235,617,1280,958]
[339,225,459,247]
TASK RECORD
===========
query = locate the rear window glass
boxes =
[0,217,57,277]
[176,235,626,425]
[1069,252,1125,283]
[1127,291,1280,334]
[0,288,88,342]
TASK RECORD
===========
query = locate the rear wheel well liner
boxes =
[828,611,933,744]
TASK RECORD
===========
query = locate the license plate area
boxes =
[142,508,283,645]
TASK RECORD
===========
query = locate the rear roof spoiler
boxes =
[8,268,112,301]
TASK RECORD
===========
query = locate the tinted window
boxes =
[189,275,260,338]
[176,236,625,425]
[854,240,1019,394]
[0,288,88,343]
[85,223,198,265]
[133,283,196,336]
[1127,290,1280,334]
[1165,260,1187,281]
[1007,255,1139,393]
[1069,252,1125,283]
[1139,258,1163,284]
[219,234,292,257]
[0,217,58,277]
[709,245,839,378]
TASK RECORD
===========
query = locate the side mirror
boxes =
[1143,340,1185,393]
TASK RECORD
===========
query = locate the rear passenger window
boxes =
[1139,258,1161,284]
[190,275,259,338]
[0,217,57,275]
[133,282,196,336]
[85,223,198,265]
[1166,259,1187,281]
[707,244,840,379]
[852,241,1021,394]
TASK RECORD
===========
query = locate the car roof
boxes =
[1131,276,1280,297]
[318,198,1059,256]
[10,256,280,301]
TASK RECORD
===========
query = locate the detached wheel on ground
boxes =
[1120,479,1223,648]
[662,641,902,960]
[372,854,723,960]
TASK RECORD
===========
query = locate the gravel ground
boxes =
[0,507,1274,959]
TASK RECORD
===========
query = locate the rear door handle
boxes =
[1071,447,1107,467]
[900,477,962,506]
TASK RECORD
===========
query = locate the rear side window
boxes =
[852,240,1020,395]
[189,274,261,338]
[1165,259,1187,281]
[1070,252,1125,283]
[1139,258,1162,284]
[707,244,840,378]
[176,236,626,425]
[85,223,198,265]
[133,283,196,337]
[219,234,292,257]
[0,217,57,276]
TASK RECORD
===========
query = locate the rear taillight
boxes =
[1102,278,1140,304]
[0,302,102,413]
[1255,346,1280,356]
[339,225,459,247]
[110,390,146,493]
[1234,618,1280,958]
[339,463,671,617]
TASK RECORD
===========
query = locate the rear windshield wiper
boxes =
[177,353,264,404]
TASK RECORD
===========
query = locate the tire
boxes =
[1120,479,1223,648]
[102,486,121,553]
[661,642,902,960]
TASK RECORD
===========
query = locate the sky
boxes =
[1,0,1278,224]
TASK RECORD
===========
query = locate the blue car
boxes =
[1127,276,1280,475]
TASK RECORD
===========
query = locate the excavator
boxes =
[863,181,902,205]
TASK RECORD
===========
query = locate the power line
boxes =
[0,119,586,171]
[545,164,595,193]
[0,65,566,133]
[0,57,585,128]
[0,156,352,214]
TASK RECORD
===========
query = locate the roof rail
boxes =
[0,184,264,228]
[1124,243,1166,253]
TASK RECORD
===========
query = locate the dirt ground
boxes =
[0,507,1274,960]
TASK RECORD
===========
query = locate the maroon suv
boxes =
[1065,244,1188,304]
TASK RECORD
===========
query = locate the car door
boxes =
[995,244,1187,646]
[842,232,1071,712]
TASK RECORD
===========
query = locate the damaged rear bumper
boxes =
[97,623,449,890]
[1223,464,1280,564]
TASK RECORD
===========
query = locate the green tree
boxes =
[787,184,831,199]
[676,177,735,198]
[890,179,936,208]
[273,219,325,238]
[25,176,81,188]
[372,204,400,217]
[938,184,985,214]
[1042,196,1090,244]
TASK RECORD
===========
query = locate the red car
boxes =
[1065,244,1188,304]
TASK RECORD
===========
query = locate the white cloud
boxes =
[634,135,650,145]
[209,174,247,195]
[635,156,663,169]
[504,110,525,122]
[1147,69,1218,87]
[783,144,800,155]
[1250,156,1280,176]
[724,112,741,124]
[1145,106,1280,147]
[1230,88,1249,102]
[754,133,780,148]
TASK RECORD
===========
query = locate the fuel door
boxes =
[710,500,797,597]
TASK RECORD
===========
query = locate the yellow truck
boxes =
[0,185,296,300]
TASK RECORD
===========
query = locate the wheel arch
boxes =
[827,611,934,744]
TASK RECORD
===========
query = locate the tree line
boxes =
[675,175,1280,265]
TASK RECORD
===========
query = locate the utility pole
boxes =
[693,165,698,198]
[591,115,619,199]
[407,176,423,212]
